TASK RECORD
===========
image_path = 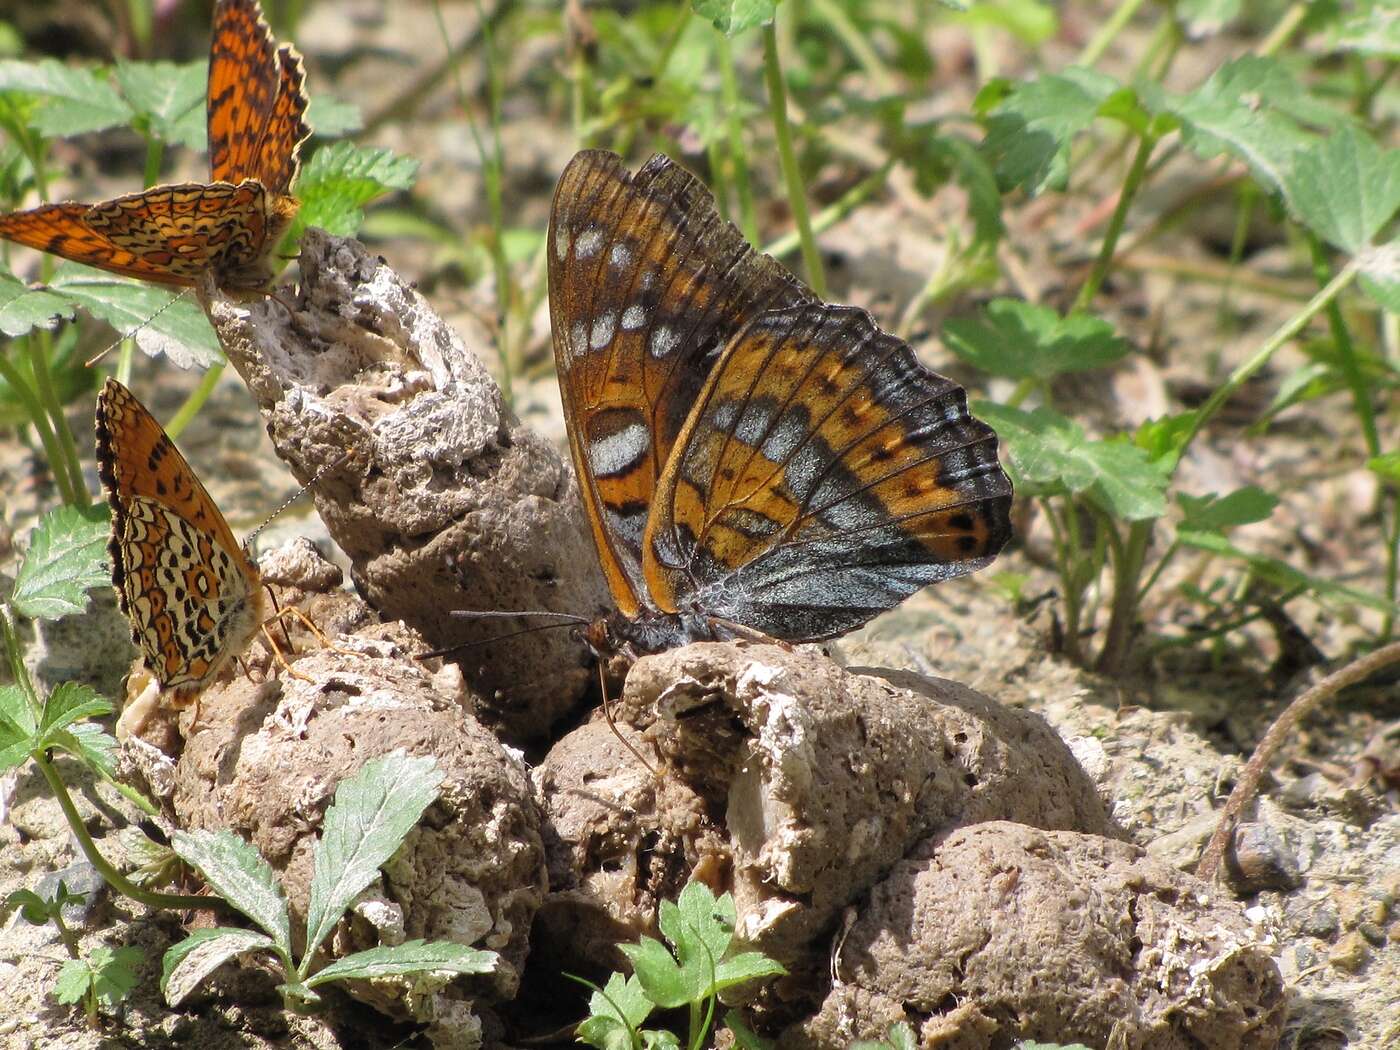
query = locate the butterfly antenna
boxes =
[418,610,591,658]
[243,444,357,549]
[84,287,195,367]
[598,659,658,777]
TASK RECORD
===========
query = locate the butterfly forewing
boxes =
[0,203,188,286]
[548,150,812,613]
[644,303,1013,640]
[95,379,265,699]
[208,0,283,186]
[255,45,311,196]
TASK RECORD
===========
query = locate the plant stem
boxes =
[1306,234,1377,456]
[763,159,891,261]
[164,361,223,441]
[1254,1,1308,58]
[809,0,896,95]
[35,754,231,913]
[762,22,826,299]
[717,31,758,245]
[1071,132,1154,314]
[0,351,75,507]
[21,339,85,506]
[0,606,42,722]
[1174,260,1361,465]
[1076,0,1151,68]
[142,137,163,189]
[1096,519,1152,672]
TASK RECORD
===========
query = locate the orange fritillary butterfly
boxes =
[0,0,310,296]
[95,377,266,703]
[547,151,1014,656]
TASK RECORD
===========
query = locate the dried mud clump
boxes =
[123,542,547,1033]
[783,821,1287,1050]
[198,230,608,739]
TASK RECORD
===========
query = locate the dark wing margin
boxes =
[645,302,1013,639]
[547,149,812,613]
[207,0,282,185]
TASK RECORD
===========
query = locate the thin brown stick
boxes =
[1196,640,1400,881]
[598,661,658,778]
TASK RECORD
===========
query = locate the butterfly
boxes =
[0,0,310,295]
[547,151,1013,658]
[95,377,267,704]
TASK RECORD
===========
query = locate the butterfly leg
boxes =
[263,604,358,658]
[259,622,316,686]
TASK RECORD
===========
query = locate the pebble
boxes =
[1228,822,1302,893]
[1357,922,1387,947]
[1298,903,1340,939]
[1329,930,1370,972]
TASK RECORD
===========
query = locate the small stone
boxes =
[1329,930,1370,972]
[1298,903,1339,939]
[1357,921,1387,947]
[1289,942,1319,972]
[1226,822,1302,893]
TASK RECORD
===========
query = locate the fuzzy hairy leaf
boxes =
[0,59,132,136]
[171,830,291,950]
[293,142,418,239]
[306,939,495,987]
[1284,128,1400,253]
[0,270,74,337]
[11,505,110,619]
[161,928,275,1007]
[979,67,1120,194]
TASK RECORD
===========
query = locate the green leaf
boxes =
[1134,411,1198,467]
[1331,2,1400,58]
[0,270,74,337]
[1161,56,1332,192]
[0,683,38,754]
[171,830,292,951]
[1283,128,1400,254]
[0,59,132,136]
[1178,530,1395,613]
[691,0,779,35]
[578,973,655,1050]
[303,751,443,961]
[11,505,110,619]
[724,1009,773,1050]
[852,1021,919,1050]
[975,402,1170,520]
[53,947,141,1011]
[1174,0,1243,35]
[161,927,276,1007]
[1368,451,1400,483]
[306,940,496,987]
[292,141,419,239]
[1176,487,1278,533]
[46,265,221,370]
[114,60,206,151]
[56,721,118,780]
[304,95,362,138]
[943,299,1129,380]
[980,67,1120,194]
[1359,243,1400,314]
[39,681,113,739]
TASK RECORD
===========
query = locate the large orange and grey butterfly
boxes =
[548,150,1013,655]
[0,0,309,295]
[95,378,266,703]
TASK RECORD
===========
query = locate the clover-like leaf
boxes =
[1284,128,1400,254]
[11,505,110,620]
[979,67,1120,194]
[1176,487,1278,534]
[691,0,779,35]
[943,299,1129,381]
[578,972,656,1050]
[114,59,206,151]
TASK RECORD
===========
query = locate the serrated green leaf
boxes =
[303,751,443,961]
[114,60,206,151]
[293,141,418,239]
[0,270,73,336]
[40,681,113,738]
[306,939,496,987]
[620,936,691,1009]
[0,683,37,750]
[943,299,1129,380]
[171,830,291,950]
[691,0,779,35]
[1176,487,1278,533]
[1332,2,1400,58]
[1178,530,1395,612]
[161,927,275,1007]
[1134,411,1198,466]
[582,972,655,1045]
[56,721,118,780]
[52,957,96,1006]
[1162,56,1333,192]
[46,265,221,370]
[1283,128,1400,254]
[11,505,110,619]
[980,67,1120,195]
[304,95,362,138]
[974,403,1169,520]
[852,1021,919,1050]
[0,59,132,137]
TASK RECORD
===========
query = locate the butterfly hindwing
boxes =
[644,303,1013,640]
[95,378,264,697]
[256,44,312,196]
[548,150,812,612]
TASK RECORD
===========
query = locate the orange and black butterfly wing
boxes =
[208,0,309,194]
[643,303,1013,640]
[0,202,193,286]
[95,378,263,697]
[548,150,812,614]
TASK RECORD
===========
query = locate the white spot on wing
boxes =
[569,321,588,358]
[591,311,618,350]
[622,304,646,330]
[610,242,633,270]
[575,226,604,259]
[590,422,649,477]
[649,324,680,358]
